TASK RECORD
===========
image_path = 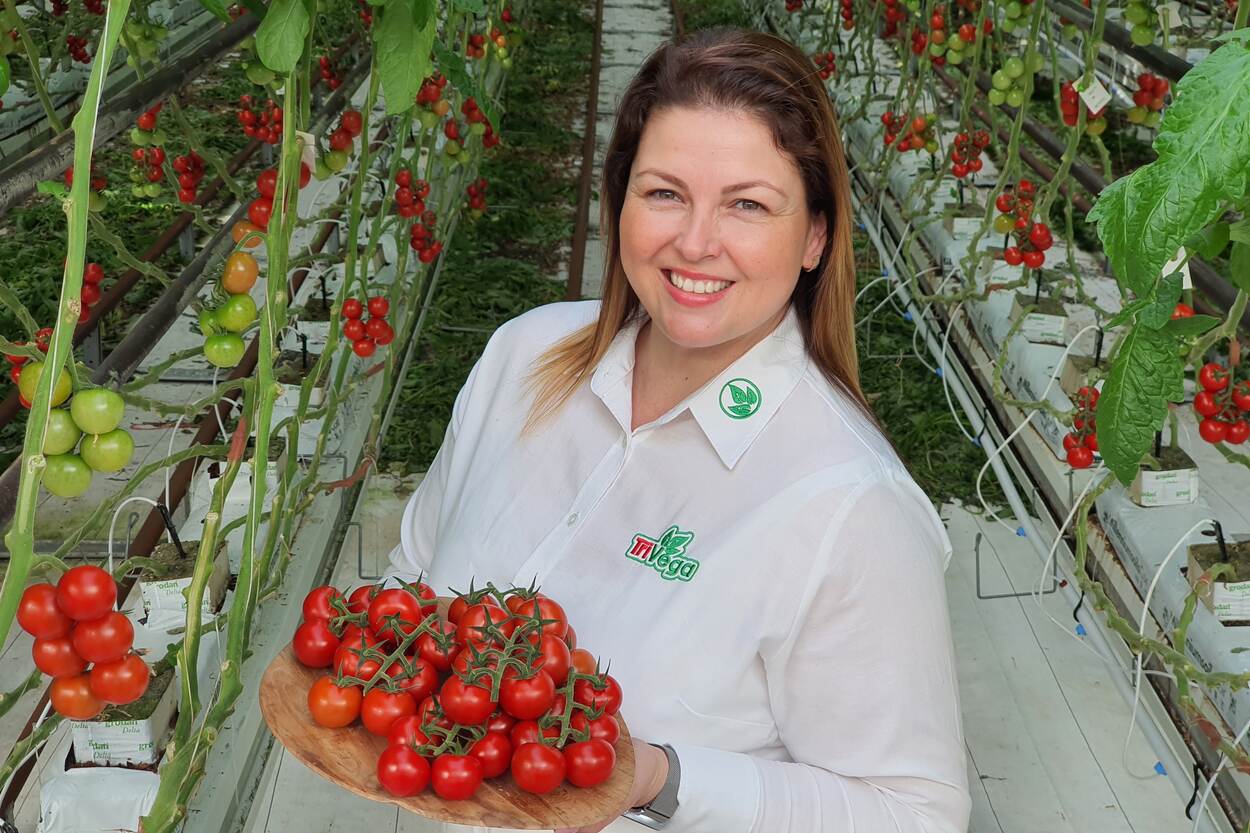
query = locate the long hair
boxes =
[522,27,869,434]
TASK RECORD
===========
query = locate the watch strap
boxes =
[622,743,680,829]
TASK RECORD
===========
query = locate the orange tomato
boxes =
[231,220,264,249]
[222,251,259,294]
[570,647,597,676]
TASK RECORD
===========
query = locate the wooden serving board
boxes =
[259,646,636,829]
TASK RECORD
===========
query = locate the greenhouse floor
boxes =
[220,482,1193,833]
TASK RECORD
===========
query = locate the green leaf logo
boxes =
[719,378,761,419]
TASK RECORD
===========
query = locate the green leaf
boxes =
[255,0,309,73]
[0,280,41,338]
[1186,222,1230,259]
[1097,326,1186,485]
[729,383,747,404]
[1230,242,1250,293]
[1214,28,1250,43]
[35,180,68,198]
[728,404,753,417]
[432,40,500,132]
[1229,218,1250,247]
[451,0,485,10]
[1140,272,1184,330]
[375,0,434,115]
[1161,314,1220,337]
[412,0,431,23]
[1087,42,1250,296]
[744,385,758,405]
[0,56,10,98]
[194,0,231,22]
[1106,297,1149,329]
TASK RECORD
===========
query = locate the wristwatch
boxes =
[622,743,681,829]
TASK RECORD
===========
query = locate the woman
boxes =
[386,27,970,833]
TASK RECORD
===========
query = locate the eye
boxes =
[647,189,679,201]
[734,199,765,212]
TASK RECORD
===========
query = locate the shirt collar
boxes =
[590,305,809,470]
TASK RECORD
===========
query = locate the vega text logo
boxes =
[625,524,699,581]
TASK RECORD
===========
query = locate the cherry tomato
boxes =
[1022,249,1045,269]
[71,610,134,664]
[500,670,556,720]
[531,634,571,684]
[571,710,621,745]
[50,674,105,720]
[247,197,273,230]
[367,297,389,317]
[511,595,568,639]
[486,710,517,735]
[431,754,484,800]
[89,653,150,705]
[1232,382,1250,412]
[377,744,430,797]
[416,619,459,672]
[509,719,560,747]
[1199,362,1229,392]
[308,676,362,728]
[18,583,73,638]
[456,603,516,648]
[1199,417,1229,444]
[570,647,597,676]
[1194,391,1221,417]
[222,251,260,294]
[573,675,622,716]
[470,731,514,778]
[32,635,87,678]
[292,618,340,668]
[563,739,616,788]
[256,168,278,198]
[56,565,117,622]
[417,693,454,731]
[1227,420,1250,445]
[384,658,439,701]
[1062,432,1079,452]
[1084,433,1099,452]
[366,317,390,341]
[1066,446,1094,468]
[342,298,364,320]
[362,688,417,736]
[329,128,354,152]
[353,338,377,358]
[343,319,366,342]
[368,588,427,644]
[448,593,499,625]
[340,110,363,137]
[334,629,384,680]
[231,220,264,248]
[1172,303,1195,319]
[302,585,344,620]
[439,675,496,725]
[387,714,431,749]
[511,742,566,794]
[346,584,382,614]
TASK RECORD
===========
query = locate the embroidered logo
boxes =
[719,377,761,419]
[625,525,699,581]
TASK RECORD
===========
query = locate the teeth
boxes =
[667,271,731,294]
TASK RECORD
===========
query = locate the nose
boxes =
[673,202,723,263]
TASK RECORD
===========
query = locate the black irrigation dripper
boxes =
[1155,430,1163,458]
[1094,329,1105,367]
[299,332,309,369]
[158,502,188,559]
[1033,270,1042,304]
[1213,520,1229,562]
[320,273,328,307]
[957,178,965,207]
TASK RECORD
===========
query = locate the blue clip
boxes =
[1075,624,1087,636]
[1154,762,1167,776]
[1015,527,1026,537]
[881,268,889,277]
[935,367,944,378]
[972,437,981,447]
[858,222,866,231]
[903,311,913,321]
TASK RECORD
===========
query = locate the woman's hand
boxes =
[553,738,670,833]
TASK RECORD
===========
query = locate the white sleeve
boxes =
[383,353,484,586]
[668,472,970,833]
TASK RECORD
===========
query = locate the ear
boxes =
[803,210,829,270]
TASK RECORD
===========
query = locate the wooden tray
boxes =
[259,646,636,829]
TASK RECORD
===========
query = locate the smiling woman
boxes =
[386,26,971,833]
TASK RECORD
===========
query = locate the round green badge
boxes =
[719,378,761,419]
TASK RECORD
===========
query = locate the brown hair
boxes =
[522,26,870,434]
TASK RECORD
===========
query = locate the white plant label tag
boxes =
[1163,247,1192,290]
[1158,2,1182,31]
[1076,77,1112,113]
[295,130,317,173]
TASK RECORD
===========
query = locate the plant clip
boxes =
[1155,430,1163,458]
[157,501,188,559]
[1213,520,1229,562]
[1094,328,1104,367]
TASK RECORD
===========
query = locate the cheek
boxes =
[620,199,676,257]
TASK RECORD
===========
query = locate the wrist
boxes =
[638,743,670,807]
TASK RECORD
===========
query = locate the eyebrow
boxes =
[636,169,786,197]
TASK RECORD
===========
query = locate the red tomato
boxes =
[451,645,500,677]
[55,565,117,622]
[417,694,454,731]
[448,593,500,625]
[563,739,616,787]
[388,714,431,749]
[511,595,568,639]
[71,611,134,664]
[302,585,345,620]
[18,583,73,638]
[256,168,278,198]
[340,110,364,137]
[431,754,484,800]
[486,710,517,735]
[307,676,362,728]
[1227,420,1250,445]
[1233,381,1250,412]
[565,624,577,650]
[88,653,150,705]
[293,618,340,668]
[1194,391,1221,417]
[456,603,516,648]
[531,634,571,684]
[346,584,382,614]
[247,197,273,230]
[500,670,556,720]
[439,675,496,725]
[377,744,430,797]
[1066,446,1094,468]
[511,742,566,794]
[50,674,105,720]
[571,711,621,745]
[334,631,384,681]
[384,658,439,701]
[1199,418,1229,444]
[362,688,417,736]
[510,719,560,747]
[416,619,459,672]
[368,588,427,644]
[573,675,623,716]
[367,296,389,318]
[32,636,87,678]
[470,731,514,778]
[1199,362,1229,392]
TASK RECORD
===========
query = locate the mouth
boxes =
[662,269,734,296]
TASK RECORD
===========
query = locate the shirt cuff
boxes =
[664,742,761,832]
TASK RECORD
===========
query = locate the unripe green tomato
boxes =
[131,184,146,198]
[1125,3,1148,24]
[130,127,151,146]
[929,43,945,57]
[89,193,107,212]
[1063,23,1078,37]
[149,128,167,146]
[215,293,258,333]
[1130,23,1155,45]
[1026,51,1045,73]
[469,208,484,220]
[1126,106,1147,124]
[418,110,440,130]
[501,57,512,70]
[19,361,72,407]
[70,387,125,435]
[947,49,964,65]
[496,46,508,59]
[1006,1,1022,18]
[1004,57,1024,78]
[143,182,162,198]
[43,454,92,498]
[43,408,82,456]
[993,213,1014,234]
[1085,117,1107,137]
[80,429,135,473]
[470,122,486,136]
[1002,17,1018,32]
[1006,89,1025,109]
[991,70,1011,91]
[924,139,939,154]
[314,159,333,180]
[988,88,1007,106]
[198,308,220,336]
[444,139,461,156]
[129,170,145,184]
[324,150,349,172]
[1144,110,1162,128]
[203,334,246,368]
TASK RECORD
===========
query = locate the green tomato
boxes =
[324,150,349,173]
[43,454,92,498]
[246,64,276,86]
[418,110,440,130]
[1006,89,1025,109]
[80,429,135,473]
[1002,17,1018,33]
[131,184,147,198]
[1004,57,1025,78]
[947,49,964,65]
[19,361,72,406]
[501,57,512,70]
[924,140,939,154]
[89,193,107,212]
[1006,1,1022,18]
[1126,106,1147,124]
[991,70,1012,91]
[1085,117,1107,137]
[496,46,508,59]
[204,334,246,368]
[70,387,125,435]
[43,408,82,456]
[470,122,487,136]
[1144,110,1162,128]
[948,34,965,51]
[130,127,151,147]
[149,128,168,146]
[216,293,258,333]
[0,56,10,98]
[143,182,162,198]
[1025,51,1045,73]
[929,43,945,57]
[444,139,461,156]
[1063,23,1078,37]
[198,308,220,336]
[1125,3,1148,24]
[1130,23,1155,46]
[994,213,1015,234]
[314,159,333,181]
[988,88,1007,106]
[129,170,145,184]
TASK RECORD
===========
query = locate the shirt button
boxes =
[566,512,579,526]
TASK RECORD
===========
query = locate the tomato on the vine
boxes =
[1194,391,1221,417]
[1199,362,1229,392]
[346,583,382,614]
[362,688,417,736]
[247,197,273,230]
[293,618,340,668]
[531,633,571,684]
[1227,420,1250,445]
[307,676,362,727]
[511,594,568,639]
[18,583,73,639]
[56,565,117,622]
[511,742,566,794]
[89,653,150,705]
[71,610,134,664]
[387,714,431,749]
[456,603,516,648]
[499,670,556,720]
[469,731,514,778]
[509,719,560,747]
[430,754,484,800]
[302,585,345,620]
[570,647,597,676]
[563,739,616,788]
[32,635,87,678]
[384,658,439,701]
[448,592,499,625]
[1233,382,1250,412]
[50,674,105,720]
[1199,418,1229,444]
[573,674,623,716]
[439,675,496,725]
[334,632,384,681]
[571,710,621,745]
[368,588,427,644]
[377,744,430,797]
[1066,446,1094,469]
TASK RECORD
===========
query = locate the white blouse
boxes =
[385,300,971,833]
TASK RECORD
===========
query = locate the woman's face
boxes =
[619,105,828,352]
